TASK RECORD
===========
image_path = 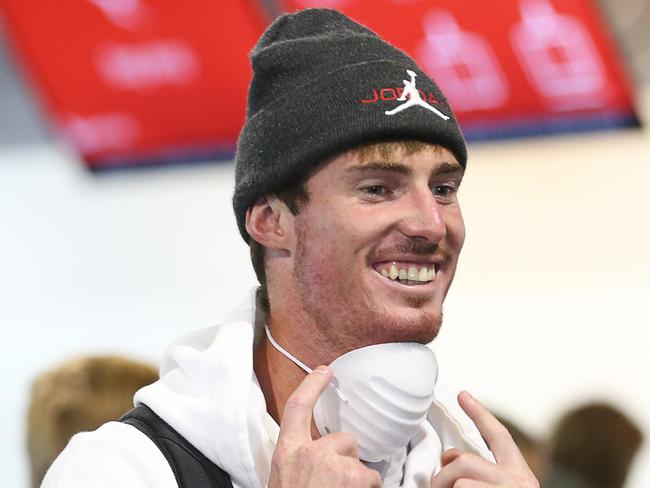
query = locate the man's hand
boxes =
[430,391,539,488]
[269,365,382,488]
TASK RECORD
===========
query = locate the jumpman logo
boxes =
[385,70,450,120]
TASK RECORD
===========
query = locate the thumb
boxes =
[277,365,332,450]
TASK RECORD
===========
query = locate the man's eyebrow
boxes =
[432,161,465,177]
[346,160,464,177]
[347,161,411,175]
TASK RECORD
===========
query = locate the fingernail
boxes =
[314,365,330,374]
[462,390,474,401]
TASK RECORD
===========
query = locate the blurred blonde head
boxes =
[26,355,158,488]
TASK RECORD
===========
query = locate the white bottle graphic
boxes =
[417,10,510,112]
[510,0,609,111]
[88,0,150,30]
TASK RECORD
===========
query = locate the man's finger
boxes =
[441,448,463,466]
[277,365,332,449]
[458,391,527,469]
[431,450,507,488]
[314,431,360,458]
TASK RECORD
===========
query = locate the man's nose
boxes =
[397,189,446,243]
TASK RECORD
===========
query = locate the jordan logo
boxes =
[385,70,450,120]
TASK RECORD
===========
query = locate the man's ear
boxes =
[245,196,292,250]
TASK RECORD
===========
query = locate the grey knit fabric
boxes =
[233,8,466,242]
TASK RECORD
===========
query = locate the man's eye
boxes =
[364,185,387,196]
[432,185,457,198]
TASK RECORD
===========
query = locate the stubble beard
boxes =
[292,223,444,357]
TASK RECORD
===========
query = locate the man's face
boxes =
[287,143,466,352]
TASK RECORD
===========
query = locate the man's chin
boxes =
[365,308,443,345]
[379,289,445,343]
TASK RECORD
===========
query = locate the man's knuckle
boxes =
[345,465,368,484]
[335,432,358,448]
[270,445,292,474]
[452,452,472,468]
[296,443,318,463]
[272,444,290,460]
[270,455,280,470]
[284,394,309,412]
[345,432,359,447]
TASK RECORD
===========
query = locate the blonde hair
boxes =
[27,355,158,487]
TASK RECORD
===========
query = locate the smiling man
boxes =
[251,142,465,361]
[42,8,538,488]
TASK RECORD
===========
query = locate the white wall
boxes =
[1,90,648,486]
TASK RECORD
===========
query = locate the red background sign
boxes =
[1,0,267,169]
[281,0,638,138]
[0,0,638,169]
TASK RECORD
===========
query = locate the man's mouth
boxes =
[373,263,436,286]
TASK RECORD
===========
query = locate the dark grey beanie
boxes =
[233,8,466,242]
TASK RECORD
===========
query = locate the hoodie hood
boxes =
[135,289,270,488]
[135,289,494,488]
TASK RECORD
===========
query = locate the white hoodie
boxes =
[42,290,494,488]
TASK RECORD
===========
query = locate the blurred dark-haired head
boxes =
[545,402,643,488]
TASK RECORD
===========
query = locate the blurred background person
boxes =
[26,355,158,488]
[543,402,644,488]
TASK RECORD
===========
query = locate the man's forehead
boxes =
[345,141,463,176]
[305,140,462,185]
[350,140,445,163]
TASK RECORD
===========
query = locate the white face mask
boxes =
[265,325,438,463]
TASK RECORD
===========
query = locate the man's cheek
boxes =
[450,209,466,244]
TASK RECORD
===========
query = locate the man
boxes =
[43,8,538,488]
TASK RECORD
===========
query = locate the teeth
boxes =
[381,264,436,283]
[418,267,428,281]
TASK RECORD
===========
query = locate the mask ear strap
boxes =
[265,324,313,374]
[264,324,348,403]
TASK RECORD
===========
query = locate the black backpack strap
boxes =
[120,404,234,488]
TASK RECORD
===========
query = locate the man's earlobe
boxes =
[245,197,289,249]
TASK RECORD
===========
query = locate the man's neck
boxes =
[253,314,330,438]
[255,336,326,438]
